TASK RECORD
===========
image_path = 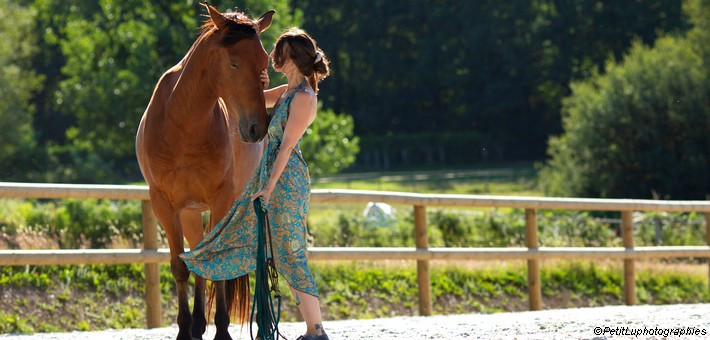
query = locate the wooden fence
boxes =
[1,182,709,328]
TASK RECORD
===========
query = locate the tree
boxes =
[0,1,43,181]
[297,0,688,167]
[539,1,710,199]
[26,0,306,182]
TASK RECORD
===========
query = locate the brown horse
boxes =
[136,4,273,340]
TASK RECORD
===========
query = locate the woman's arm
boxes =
[252,91,316,204]
[264,85,287,109]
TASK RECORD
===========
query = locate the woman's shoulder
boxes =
[291,88,317,108]
[287,89,317,123]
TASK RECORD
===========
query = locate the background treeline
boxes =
[1,0,355,183]
[1,0,708,199]
[300,0,690,167]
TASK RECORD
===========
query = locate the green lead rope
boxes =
[250,198,284,340]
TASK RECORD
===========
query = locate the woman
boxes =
[180,28,331,340]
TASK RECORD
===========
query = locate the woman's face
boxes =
[270,43,290,73]
[270,53,283,73]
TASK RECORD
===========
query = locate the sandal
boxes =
[296,330,329,340]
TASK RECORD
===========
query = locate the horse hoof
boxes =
[213,333,233,340]
[176,331,193,340]
[191,328,205,340]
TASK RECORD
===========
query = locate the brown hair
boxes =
[272,28,330,93]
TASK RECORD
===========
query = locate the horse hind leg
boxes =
[150,193,193,340]
[181,210,208,339]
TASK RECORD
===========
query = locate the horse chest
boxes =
[148,137,233,179]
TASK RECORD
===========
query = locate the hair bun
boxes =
[314,52,322,64]
[313,49,330,79]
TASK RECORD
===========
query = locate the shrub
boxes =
[301,104,360,177]
[9,199,143,249]
[539,33,709,199]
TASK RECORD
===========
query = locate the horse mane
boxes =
[199,11,258,46]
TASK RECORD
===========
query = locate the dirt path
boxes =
[2,304,708,339]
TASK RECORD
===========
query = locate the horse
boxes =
[135,4,274,340]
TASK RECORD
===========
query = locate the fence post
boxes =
[525,209,542,310]
[414,205,432,316]
[142,200,162,328]
[621,210,636,305]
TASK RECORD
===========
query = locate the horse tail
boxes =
[206,275,251,325]
[227,275,251,324]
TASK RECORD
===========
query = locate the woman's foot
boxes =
[296,331,329,340]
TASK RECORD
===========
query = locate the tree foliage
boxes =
[41,0,304,182]
[540,1,710,199]
[1,0,355,183]
[298,0,688,166]
[0,1,43,180]
[0,0,695,183]
[300,104,359,177]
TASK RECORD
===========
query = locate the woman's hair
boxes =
[272,28,330,93]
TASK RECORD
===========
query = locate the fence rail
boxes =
[3,246,710,266]
[1,182,709,327]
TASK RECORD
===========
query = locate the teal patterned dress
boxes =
[180,80,318,297]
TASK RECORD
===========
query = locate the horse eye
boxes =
[229,62,239,70]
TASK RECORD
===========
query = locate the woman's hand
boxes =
[251,186,274,207]
[260,69,270,89]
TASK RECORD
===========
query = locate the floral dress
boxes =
[180,80,318,297]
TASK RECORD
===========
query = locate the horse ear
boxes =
[204,2,228,30]
[257,10,275,33]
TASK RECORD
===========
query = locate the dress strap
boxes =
[285,79,308,102]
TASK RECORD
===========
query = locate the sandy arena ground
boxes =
[2,304,709,339]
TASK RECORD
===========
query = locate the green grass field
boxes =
[312,163,540,196]
[130,163,541,195]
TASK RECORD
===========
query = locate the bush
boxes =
[301,104,360,177]
[309,209,415,247]
[539,7,710,199]
[2,199,144,249]
[634,211,706,246]
[540,37,709,198]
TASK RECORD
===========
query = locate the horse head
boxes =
[204,4,274,143]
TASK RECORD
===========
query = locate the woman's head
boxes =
[271,28,330,93]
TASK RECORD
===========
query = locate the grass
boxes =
[311,163,541,196]
[0,260,707,333]
[127,162,541,196]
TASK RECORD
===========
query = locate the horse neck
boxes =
[165,34,222,131]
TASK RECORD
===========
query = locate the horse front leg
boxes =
[213,280,232,340]
[192,276,207,339]
[171,255,193,340]
[150,193,193,340]
[207,189,238,340]
[181,210,208,339]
